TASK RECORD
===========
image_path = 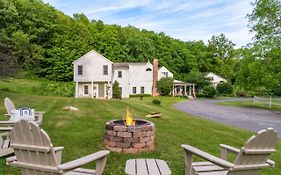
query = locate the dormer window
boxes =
[103,65,108,75]
[146,68,152,71]
[78,65,83,75]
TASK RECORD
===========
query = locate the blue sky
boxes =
[42,0,254,47]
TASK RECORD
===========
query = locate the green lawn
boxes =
[0,90,280,174]
[217,100,281,111]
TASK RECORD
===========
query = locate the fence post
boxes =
[269,96,272,108]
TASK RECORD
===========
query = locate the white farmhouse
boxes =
[73,50,176,99]
[206,72,227,87]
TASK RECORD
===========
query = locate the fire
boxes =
[124,108,135,126]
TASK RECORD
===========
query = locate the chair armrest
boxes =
[220,144,240,160]
[181,144,234,168]
[0,121,15,125]
[58,150,110,171]
[6,156,16,165]
[266,159,275,167]
[34,113,43,126]
[54,146,64,152]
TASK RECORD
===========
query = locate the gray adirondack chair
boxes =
[7,120,110,175]
[181,128,277,175]
[0,132,13,157]
[3,97,43,126]
[0,98,44,157]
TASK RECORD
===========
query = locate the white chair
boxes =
[182,128,278,175]
[7,120,110,175]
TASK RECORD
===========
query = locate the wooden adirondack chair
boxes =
[0,132,13,157]
[3,97,43,126]
[7,120,110,175]
[181,128,277,175]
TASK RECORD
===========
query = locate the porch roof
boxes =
[174,80,195,86]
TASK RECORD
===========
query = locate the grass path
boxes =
[0,91,280,175]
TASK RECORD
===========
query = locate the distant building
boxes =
[206,72,227,87]
[73,50,179,99]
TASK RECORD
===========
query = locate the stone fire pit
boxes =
[104,119,155,153]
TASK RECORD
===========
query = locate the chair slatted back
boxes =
[10,120,60,175]
[229,128,277,175]
[4,97,16,115]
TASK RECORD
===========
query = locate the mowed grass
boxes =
[217,100,281,111]
[0,92,280,174]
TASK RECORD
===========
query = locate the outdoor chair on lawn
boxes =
[0,132,13,157]
[7,120,110,175]
[4,97,43,126]
[181,128,277,175]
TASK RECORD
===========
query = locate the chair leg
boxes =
[96,157,107,175]
[183,150,193,175]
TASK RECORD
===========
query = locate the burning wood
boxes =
[123,108,135,126]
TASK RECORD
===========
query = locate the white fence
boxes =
[254,96,281,108]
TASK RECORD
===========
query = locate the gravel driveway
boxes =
[174,98,281,138]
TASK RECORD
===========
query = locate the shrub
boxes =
[216,82,233,95]
[203,85,217,98]
[157,77,173,96]
[112,81,121,99]
[37,81,74,97]
[236,90,247,97]
[196,93,205,98]
[273,88,281,96]
[152,99,161,105]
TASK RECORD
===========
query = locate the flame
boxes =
[124,108,135,126]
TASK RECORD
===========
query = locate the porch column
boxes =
[193,85,196,98]
[91,82,94,98]
[96,84,99,99]
[104,83,107,99]
[172,85,175,97]
[185,85,187,96]
[75,82,79,98]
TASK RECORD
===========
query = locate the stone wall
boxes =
[104,120,155,153]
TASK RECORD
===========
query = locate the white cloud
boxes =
[42,0,254,47]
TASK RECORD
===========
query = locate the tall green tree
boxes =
[207,34,236,81]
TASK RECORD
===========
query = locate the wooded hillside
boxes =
[0,0,280,95]
[0,0,236,82]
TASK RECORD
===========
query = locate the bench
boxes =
[125,159,171,175]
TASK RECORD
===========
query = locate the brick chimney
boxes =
[152,57,159,96]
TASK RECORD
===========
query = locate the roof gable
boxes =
[72,50,113,64]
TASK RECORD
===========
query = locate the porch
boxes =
[75,81,112,99]
[172,80,196,98]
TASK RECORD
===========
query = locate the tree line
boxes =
[0,0,280,95]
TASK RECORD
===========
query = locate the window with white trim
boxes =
[78,65,83,75]
[84,85,89,95]
[132,87,137,94]
[141,86,145,94]
[118,71,122,78]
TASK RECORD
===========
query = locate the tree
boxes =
[112,81,121,99]
[203,85,217,98]
[184,69,211,91]
[156,77,173,96]
[207,34,236,80]
[248,0,281,50]
[216,82,233,95]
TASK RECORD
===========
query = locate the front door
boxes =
[98,84,104,98]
